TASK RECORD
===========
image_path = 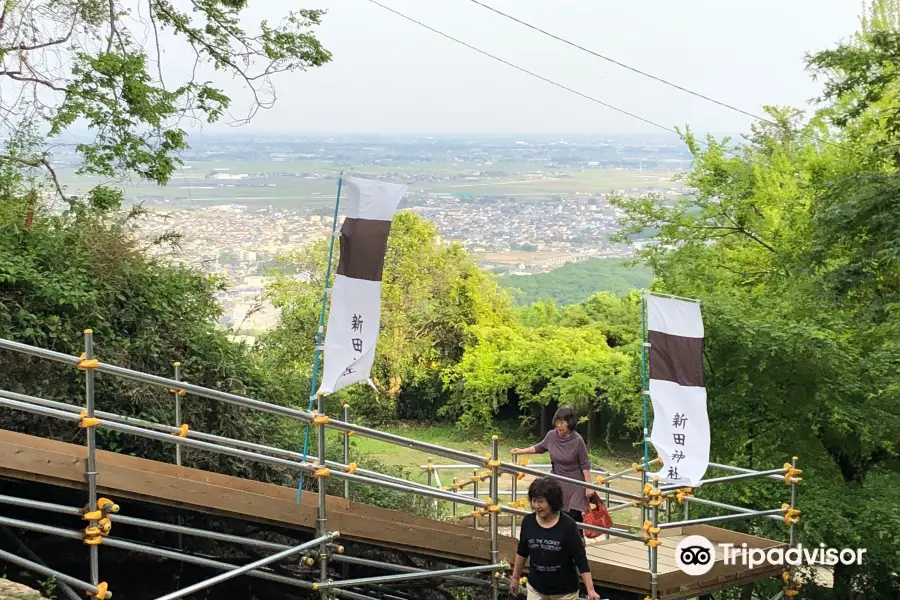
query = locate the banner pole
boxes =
[641,289,651,572]
[298,173,344,502]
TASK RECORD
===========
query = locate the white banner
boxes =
[317,176,407,396]
[646,295,710,487]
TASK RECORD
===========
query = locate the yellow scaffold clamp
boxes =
[642,520,661,547]
[426,459,434,473]
[782,504,801,525]
[313,468,330,479]
[486,503,502,513]
[78,410,101,429]
[344,462,357,474]
[97,517,112,536]
[643,482,663,507]
[312,414,330,426]
[784,460,803,484]
[485,459,502,469]
[168,388,186,396]
[93,582,110,599]
[77,352,99,371]
[176,423,189,438]
[84,526,104,546]
[97,498,120,514]
[676,488,693,504]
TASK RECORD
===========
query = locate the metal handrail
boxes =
[0,336,803,600]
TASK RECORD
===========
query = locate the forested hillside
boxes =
[499,258,654,305]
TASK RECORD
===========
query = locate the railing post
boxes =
[604,480,611,540]
[510,454,518,539]
[342,404,350,501]
[316,393,328,598]
[83,329,99,587]
[472,470,478,531]
[451,477,458,519]
[173,362,183,467]
[489,435,500,600]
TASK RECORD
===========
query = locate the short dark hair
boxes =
[528,477,563,513]
[552,405,577,431]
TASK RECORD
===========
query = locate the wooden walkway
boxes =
[0,430,785,599]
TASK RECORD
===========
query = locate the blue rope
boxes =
[297,175,344,503]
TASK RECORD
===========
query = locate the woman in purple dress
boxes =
[511,406,593,539]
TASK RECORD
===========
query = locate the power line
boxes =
[365,0,681,137]
[466,0,861,159]
[467,0,776,127]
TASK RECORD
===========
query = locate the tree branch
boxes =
[1,70,66,91]
[0,153,67,200]
[107,0,116,53]
[0,12,77,53]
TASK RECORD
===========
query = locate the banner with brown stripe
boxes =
[317,176,408,395]
[646,294,710,486]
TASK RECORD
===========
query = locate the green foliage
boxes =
[499,258,653,306]
[0,198,286,479]
[609,4,900,594]
[261,212,513,422]
[440,293,642,436]
[0,0,331,208]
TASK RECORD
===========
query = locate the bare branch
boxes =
[147,0,164,88]
[107,0,116,53]
[1,70,66,91]
[0,12,77,53]
[0,152,67,200]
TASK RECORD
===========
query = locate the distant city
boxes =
[55,133,688,337]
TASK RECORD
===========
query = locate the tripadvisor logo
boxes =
[676,535,867,575]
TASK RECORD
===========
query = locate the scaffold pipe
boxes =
[0,548,109,599]
[685,496,787,522]
[658,508,786,529]
[660,468,790,491]
[0,338,642,501]
[0,389,439,497]
[313,563,508,591]
[155,533,337,600]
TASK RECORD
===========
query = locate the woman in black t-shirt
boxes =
[510,477,601,600]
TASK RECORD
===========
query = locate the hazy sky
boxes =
[174,0,863,135]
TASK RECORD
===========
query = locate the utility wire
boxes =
[365,0,681,137]
[468,0,776,127]
[467,0,859,158]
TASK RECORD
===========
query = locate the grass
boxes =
[339,420,645,527]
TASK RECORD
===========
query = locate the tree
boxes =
[261,212,514,422]
[441,292,641,442]
[0,0,331,211]
[609,5,900,593]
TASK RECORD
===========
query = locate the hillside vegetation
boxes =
[1,1,900,599]
[499,258,654,305]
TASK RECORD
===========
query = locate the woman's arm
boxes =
[566,520,600,599]
[512,431,551,456]
[579,436,592,495]
[510,554,527,595]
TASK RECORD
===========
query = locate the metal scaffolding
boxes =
[0,335,802,599]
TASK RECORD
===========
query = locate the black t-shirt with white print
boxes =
[516,511,590,595]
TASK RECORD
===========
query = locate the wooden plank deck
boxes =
[0,429,785,598]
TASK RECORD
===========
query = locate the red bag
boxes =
[583,492,613,538]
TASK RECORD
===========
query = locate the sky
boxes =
[166,0,863,135]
